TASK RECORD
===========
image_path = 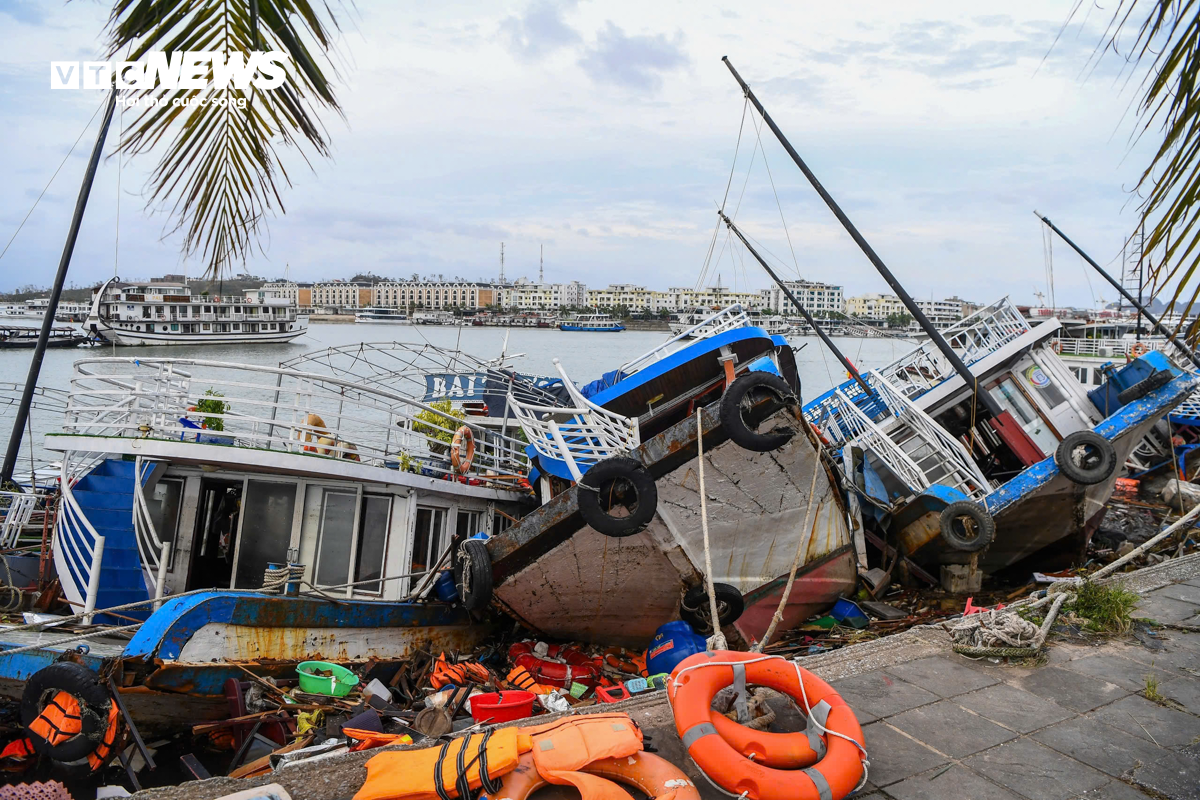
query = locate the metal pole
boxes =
[2,88,117,485]
[1035,213,1200,370]
[718,211,874,397]
[721,57,1001,418]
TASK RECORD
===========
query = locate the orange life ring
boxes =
[667,650,867,800]
[496,750,700,800]
[1130,342,1149,357]
[451,426,476,474]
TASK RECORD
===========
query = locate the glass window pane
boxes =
[456,510,479,540]
[234,481,297,589]
[316,491,357,586]
[147,479,183,567]
[410,508,432,575]
[354,495,391,593]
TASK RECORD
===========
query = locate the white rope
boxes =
[0,622,144,657]
[696,409,727,651]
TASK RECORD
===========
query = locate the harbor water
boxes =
[0,322,916,470]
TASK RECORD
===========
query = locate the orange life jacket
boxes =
[354,726,524,800]
[0,738,35,771]
[344,728,414,753]
[518,713,645,800]
[429,653,490,689]
[27,691,82,747]
[87,701,124,770]
[506,665,557,695]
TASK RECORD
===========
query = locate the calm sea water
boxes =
[0,322,916,471]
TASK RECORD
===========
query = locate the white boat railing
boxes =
[53,453,106,621]
[1052,337,1172,359]
[509,359,641,482]
[132,456,171,607]
[877,298,1030,398]
[623,305,751,375]
[812,389,930,494]
[0,491,39,549]
[62,357,532,489]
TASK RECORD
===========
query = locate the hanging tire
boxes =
[680,582,745,634]
[453,538,493,612]
[939,501,995,553]
[577,457,658,537]
[1055,430,1117,486]
[1117,370,1174,405]
[21,662,114,764]
[719,372,797,453]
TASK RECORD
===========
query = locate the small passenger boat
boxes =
[560,314,625,332]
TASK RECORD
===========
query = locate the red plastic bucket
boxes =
[469,690,536,724]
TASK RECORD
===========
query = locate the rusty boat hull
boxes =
[488,402,856,648]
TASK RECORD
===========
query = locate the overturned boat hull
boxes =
[489,401,856,648]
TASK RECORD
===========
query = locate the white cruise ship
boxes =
[85,277,306,346]
[355,307,412,324]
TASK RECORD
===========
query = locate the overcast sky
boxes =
[0,0,1166,308]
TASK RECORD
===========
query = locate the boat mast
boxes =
[718,211,874,396]
[1036,213,1200,370]
[721,57,1002,419]
[2,88,117,486]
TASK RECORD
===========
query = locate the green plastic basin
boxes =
[296,660,359,697]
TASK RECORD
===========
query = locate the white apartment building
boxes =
[668,286,768,312]
[372,281,490,310]
[311,281,372,309]
[915,297,968,327]
[503,279,589,310]
[587,284,658,311]
[763,280,844,315]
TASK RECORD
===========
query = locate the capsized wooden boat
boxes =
[488,393,856,649]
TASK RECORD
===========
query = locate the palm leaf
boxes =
[104,0,344,279]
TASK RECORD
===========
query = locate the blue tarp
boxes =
[579,368,627,399]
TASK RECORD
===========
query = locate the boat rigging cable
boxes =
[1035,212,1200,370]
[721,57,1003,421]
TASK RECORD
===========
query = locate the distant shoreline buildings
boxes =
[260,275,978,325]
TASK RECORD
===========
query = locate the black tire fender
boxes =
[939,500,996,553]
[1055,430,1118,486]
[21,662,112,763]
[1117,369,1174,406]
[719,372,797,453]
[577,456,658,537]
[453,538,493,612]
[680,583,746,634]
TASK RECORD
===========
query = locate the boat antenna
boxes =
[718,210,874,397]
[1035,212,1200,369]
[721,57,1002,420]
[500,242,505,284]
[2,87,117,486]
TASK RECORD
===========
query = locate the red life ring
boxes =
[508,642,602,689]
[667,650,867,800]
[451,426,476,474]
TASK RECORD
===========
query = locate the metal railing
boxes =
[132,456,171,607]
[0,491,39,549]
[63,357,531,489]
[53,453,106,621]
[509,360,641,482]
[877,298,1030,398]
[1052,337,1172,359]
[623,305,751,375]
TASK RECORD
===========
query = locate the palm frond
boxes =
[1083,0,1200,328]
[105,0,344,279]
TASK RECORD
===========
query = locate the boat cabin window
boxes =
[147,478,184,570]
[355,494,391,593]
[456,510,481,539]
[410,507,447,578]
[1018,362,1068,410]
[987,378,1056,457]
[313,489,357,587]
[234,480,297,589]
[300,486,393,593]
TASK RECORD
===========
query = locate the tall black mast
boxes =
[718,210,874,396]
[721,56,1002,419]
[1,88,117,485]
[1036,213,1200,370]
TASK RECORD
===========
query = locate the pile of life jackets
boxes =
[667,650,870,800]
[354,712,698,800]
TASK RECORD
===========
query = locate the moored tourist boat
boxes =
[355,307,412,324]
[84,277,306,346]
[560,313,625,332]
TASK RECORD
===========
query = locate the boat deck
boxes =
[0,625,130,658]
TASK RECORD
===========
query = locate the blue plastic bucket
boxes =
[645,621,706,676]
[433,571,458,602]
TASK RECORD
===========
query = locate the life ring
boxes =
[451,426,476,474]
[508,642,603,689]
[299,412,328,453]
[603,647,648,677]
[21,662,122,768]
[667,650,867,800]
[1130,342,1150,357]
[496,750,700,800]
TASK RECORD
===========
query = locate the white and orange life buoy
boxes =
[451,425,476,474]
[508,642,603,689]
[668,650,868,800]
[1130,342,1150,358]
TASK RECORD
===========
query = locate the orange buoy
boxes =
[667,650,867,800]
[451,425,476,474]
